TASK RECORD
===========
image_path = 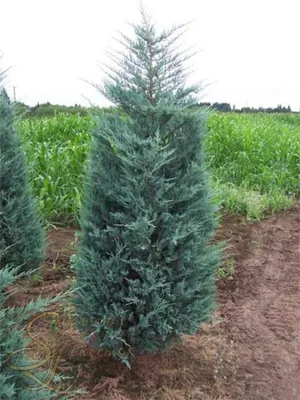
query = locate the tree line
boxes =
[1,87,296,118]
[197,102,293,113]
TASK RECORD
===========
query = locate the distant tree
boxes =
[212,102,231,112]
[14,102,30,118]
[1,87,10,104]
[197,102,211,108]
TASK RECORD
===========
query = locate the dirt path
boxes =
[219,204,300,400]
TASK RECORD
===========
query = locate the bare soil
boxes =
[8,205,300,399]
[218,204,300,400]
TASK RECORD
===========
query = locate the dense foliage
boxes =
[73,12,220,365]
[0,83,44,271]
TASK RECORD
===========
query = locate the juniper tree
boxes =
[0,249,55,399]
[0,75,44,272]
[74,10,220,365]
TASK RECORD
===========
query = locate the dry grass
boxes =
[33,311,240,399]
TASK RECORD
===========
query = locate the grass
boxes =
[17,111,300,224]
[213,180,294,220]
[217,258,236,280]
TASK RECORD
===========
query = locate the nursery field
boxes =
[7,110,299,399]
[2,6,300,398]
[17,111,300,224]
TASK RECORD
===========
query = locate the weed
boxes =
[252,241,264,249]
[218,258,236,280]
[31,273,43,286]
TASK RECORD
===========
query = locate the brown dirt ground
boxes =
[217,204,300,400]
[7,204,300,399]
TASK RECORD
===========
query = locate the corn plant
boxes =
[18,114,95,224]
[17,112,300,223]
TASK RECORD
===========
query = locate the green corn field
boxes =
[17,112,300,224]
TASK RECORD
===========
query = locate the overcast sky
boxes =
[1,0,299,110]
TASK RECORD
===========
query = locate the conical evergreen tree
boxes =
[74,10,220,365]
[0,75,44,271]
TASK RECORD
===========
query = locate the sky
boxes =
[1,0,299,110]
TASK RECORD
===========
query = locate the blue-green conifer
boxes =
[0,73,44,272]
[74,10,220,365]
[0,249,55,399]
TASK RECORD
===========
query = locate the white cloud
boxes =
[1,0,299,110]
